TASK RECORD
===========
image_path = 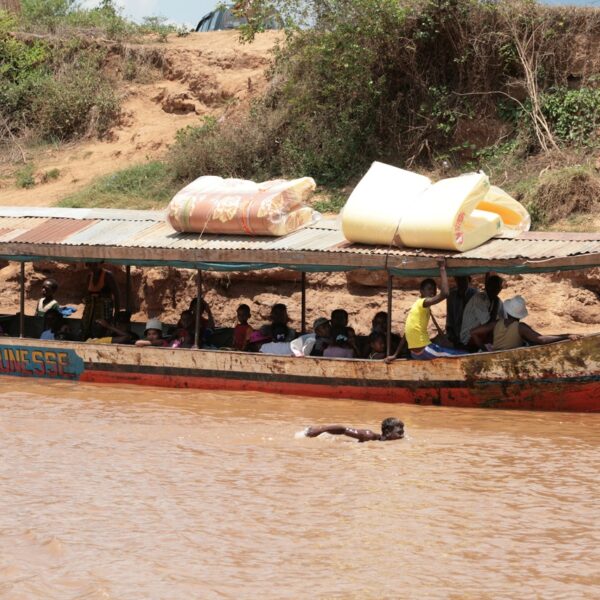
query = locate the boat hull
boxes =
[0,335,598,412]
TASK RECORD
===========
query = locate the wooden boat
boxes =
[0,207,598,412]
[0,334,598,411]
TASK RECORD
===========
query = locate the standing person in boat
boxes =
[459,273,504,350]
[304,417,404,442]
[470,295,581,351]
[81,262,120,340]
[387,259,466,361]
[35,278,60,337]
[36,278,60,317]
[445,276,477,348]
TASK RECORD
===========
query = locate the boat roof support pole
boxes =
[125,265,131,313]
[19,261,25,338]
[386,271,393,357]
[301,272,307,334]
[194,269,202,348]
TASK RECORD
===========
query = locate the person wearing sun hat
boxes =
[289,317,332,357]
[490,295,580,351]
[135,318,168,347]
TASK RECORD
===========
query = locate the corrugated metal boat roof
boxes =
[0,207,598,275]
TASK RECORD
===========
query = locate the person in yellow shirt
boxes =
[388,259,467,361]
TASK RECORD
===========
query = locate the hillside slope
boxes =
[0,31,280,206]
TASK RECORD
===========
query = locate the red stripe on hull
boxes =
[79,370,600,412]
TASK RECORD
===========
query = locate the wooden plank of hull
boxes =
[0,335,598,412]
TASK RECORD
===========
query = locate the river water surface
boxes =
[1,379,598,599]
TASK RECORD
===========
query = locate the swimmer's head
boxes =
[381,417,404,440]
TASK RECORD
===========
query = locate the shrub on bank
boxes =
[0,35,121,142]
[167,0,600,187]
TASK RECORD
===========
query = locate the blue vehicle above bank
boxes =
[195,5,282,32]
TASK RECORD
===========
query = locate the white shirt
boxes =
[259,341,293,356]
[460,292,504,344]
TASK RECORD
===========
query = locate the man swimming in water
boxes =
[304,417,404,442]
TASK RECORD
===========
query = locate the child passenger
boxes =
[368,332,386,359]
[233,304,254,351]
[135,319,169,347]
[40,308,71,341]
[395,259,467,361]
[171,310,194,348]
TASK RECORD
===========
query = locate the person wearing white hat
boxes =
[472,295,580,351]
[135,319,168,347]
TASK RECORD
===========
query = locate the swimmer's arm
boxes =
[305,425,379,442]
[342,428,380,442]
[305,425,348,437]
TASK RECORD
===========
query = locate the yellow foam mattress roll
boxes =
[477,185,531,232]
[341,162,431,245]
[342,162,529,252]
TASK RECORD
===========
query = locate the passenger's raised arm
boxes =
[423,258,449,308]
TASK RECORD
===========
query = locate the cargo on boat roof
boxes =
[0,206,598,275]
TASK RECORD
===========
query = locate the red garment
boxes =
[233,323,253,350]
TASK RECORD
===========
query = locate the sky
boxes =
[90,0,598,27]
[79,0,216,27]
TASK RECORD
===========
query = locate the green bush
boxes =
[541,87,600,145]
[15,163,35,188]
[29,50,120,141]
[21,0,76,29]
[169,113,285,182]
[1,18,121,143]
[167,1,600,188]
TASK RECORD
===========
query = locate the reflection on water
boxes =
[0,379,599,599]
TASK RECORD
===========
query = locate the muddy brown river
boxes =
[1,379,598,599]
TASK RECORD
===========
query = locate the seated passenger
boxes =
[93,311,139,344]
[259,323,293,356]
[40,308,71,341]
[446,276,477,348]
[471,295,580,351]
[368,332,386,360]
[393,259,466,361]
[135,319,169,347]
[329,308,359,357]
[233,304,254,351]
[259,303,296,342]
[171,309,194,348]
[323,331,355,359]
[188,296,215,344]
[460,274,504,350]
[290,317,331,357]
[36,278,60,318]
[247,330,271,353]
[363,311,399,357]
